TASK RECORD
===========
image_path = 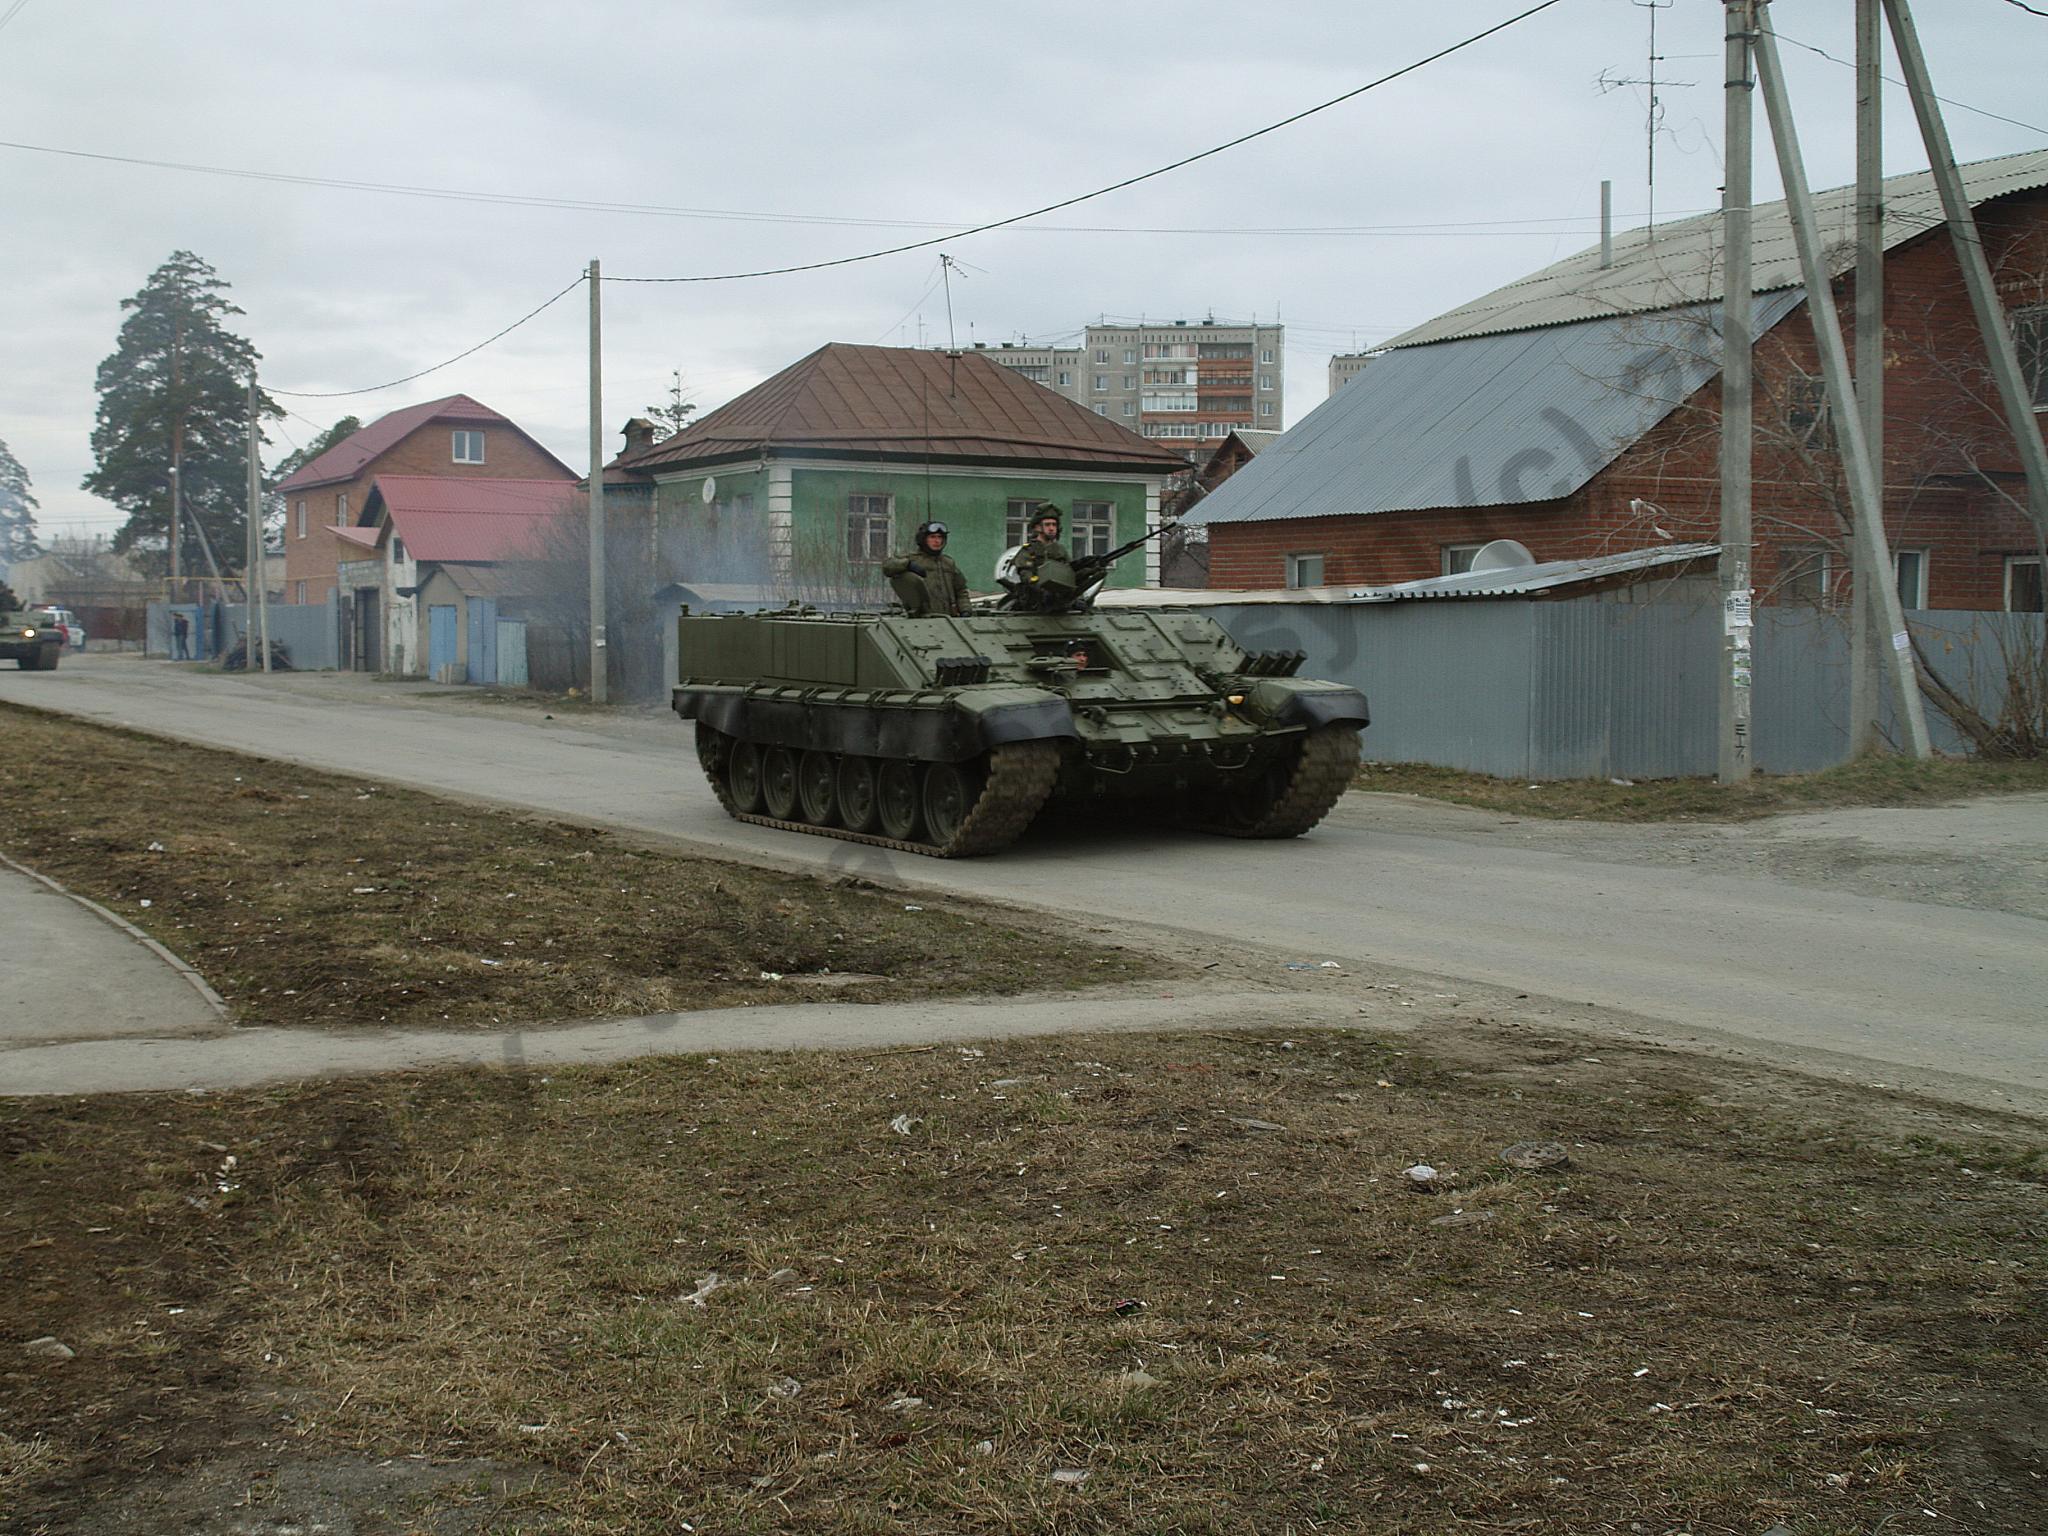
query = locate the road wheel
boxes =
[761,747,800,819]
[837,756,880,832]
[877,759,922,841]
[797,750,839,825]
[922,760,978,847]
[727,740,765,813]
[1222,754,1294,832]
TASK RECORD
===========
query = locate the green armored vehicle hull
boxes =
[673,605,1368,857]
[1,610,63,670]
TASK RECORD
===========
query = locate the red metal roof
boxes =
[276,394,571,492]
[365,476,580,564]
[617,344,1188,476]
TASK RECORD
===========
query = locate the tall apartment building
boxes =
[1328,352,1375,392]
[973,318,1284,461]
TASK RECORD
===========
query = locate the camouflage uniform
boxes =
[882,546,971,617]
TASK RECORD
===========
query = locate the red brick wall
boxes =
[1210,190,2048,608]
[281,420,575,602]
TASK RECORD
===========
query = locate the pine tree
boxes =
[85,251,282,578]
[264,415,361,541]
[645,370,697,441]
[0,433,38,565]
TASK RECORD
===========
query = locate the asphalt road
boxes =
[7,655,2045,1115]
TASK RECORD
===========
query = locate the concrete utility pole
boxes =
[1753,10,1932,758]
[1718,0,1756,784]
[1882,0,2048,532]
[1849,0,1885,756]
[587,258,607,705]
[246,377,270,672]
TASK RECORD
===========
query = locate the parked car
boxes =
[36,607,86,650]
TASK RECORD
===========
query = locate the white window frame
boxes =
[1093,374,1108,392]
[295,580,306,604]
[1892,548,1928,609]
[1069,500,1115,558]
[1121,401,1135,417]
[1285,552,1326,589]
[1123,349,1136,365]
[1003,498,1039,548]
[2012,304,2047,410]
[846,492,892,564]
[294,499,306,539]
[390,535,406,565]
[1094,349,1109,364]
[335,491,349,525]
[452,429,486,464]
[1782,545,1834,605]
[1093,404,1109,415]
[2006,555,2044,613]
[1260,401,1275,417]
[1258,374,1274,391]
[1057,370,1071,386]
[1441,543,1484,576]
[1260,348,1274,364]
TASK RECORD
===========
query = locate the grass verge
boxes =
[0,702,1155,1030]
[3,1026,2042,1534]
[1357,753,2048,822]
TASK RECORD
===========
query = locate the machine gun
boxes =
[996,523,1171,613]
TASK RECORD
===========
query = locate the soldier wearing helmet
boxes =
[1015,502,1072,576]
[882,519,971,616]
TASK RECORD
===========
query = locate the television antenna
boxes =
[1596,0,1694,240]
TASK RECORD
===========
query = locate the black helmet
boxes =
[915,520,949,545]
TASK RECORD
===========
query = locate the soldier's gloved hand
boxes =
[907,559,924,575]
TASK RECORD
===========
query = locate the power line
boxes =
[608,0,1569,283]
[0,133,1716,237]
[1999,0,2048,19]
[1769,25,2048,139]
[0,1,30,37]
[269,274,587,399]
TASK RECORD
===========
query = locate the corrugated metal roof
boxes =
[617,343,1188,475]
[1353,541,1718,600]
[1181,292,1803,528]
[367,476,580,564]
[1386,147,2048,348]
[1094,543,1718,607]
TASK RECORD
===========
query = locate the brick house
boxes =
[276,394,577,605]
[606,343,1188,602]
[1190,149,2048,613]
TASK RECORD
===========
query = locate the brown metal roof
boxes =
[275,394,578,492]
[618,344,1187,476]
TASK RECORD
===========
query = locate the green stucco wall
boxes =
[789,467,1154,593]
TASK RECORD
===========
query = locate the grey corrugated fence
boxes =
[1198,593,2042,779]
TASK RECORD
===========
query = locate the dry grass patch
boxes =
[0,701,1155,1030]
[1357,754,2048,822]
[4,1026,2042,1534]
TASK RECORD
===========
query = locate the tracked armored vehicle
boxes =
[673,534,1368,857]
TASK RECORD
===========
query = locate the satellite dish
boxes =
[1469,539,1535,572]
[701,476,717,504]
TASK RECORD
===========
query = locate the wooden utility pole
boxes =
[1850,0,1885,755]
[587,259,607,704]
[1718,0,1756,783]
[1752,9,1932,758]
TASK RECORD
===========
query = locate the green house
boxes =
[610,343,1189,606]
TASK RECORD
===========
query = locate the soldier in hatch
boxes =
[1015,503,1072,576]
[882,520,971,617]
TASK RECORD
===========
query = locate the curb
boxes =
[0,848,230,1021]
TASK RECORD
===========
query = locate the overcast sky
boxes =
[2,0,2042,540]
